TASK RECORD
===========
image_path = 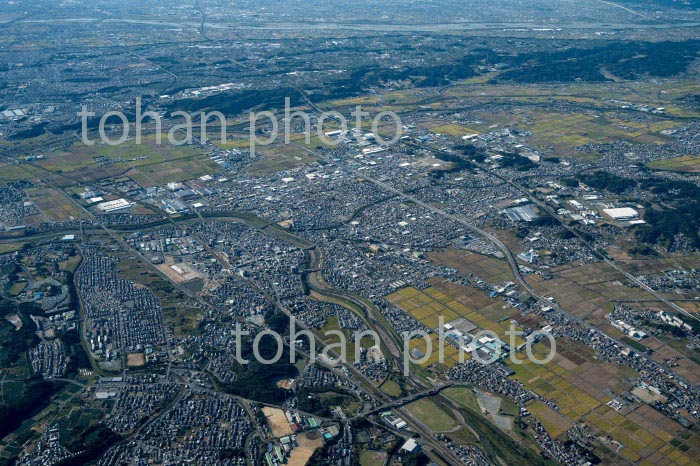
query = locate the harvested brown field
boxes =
[127,352,145,367]
[526,400,573,439]
[428,249,514,283]
[287,431,323,466]
[262,407,293,437]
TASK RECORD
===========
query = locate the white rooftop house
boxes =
[400,438,420,453]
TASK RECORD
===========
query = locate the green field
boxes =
[646,155,700,173]
[437,392,559,466]
[31,134,216,187]
[443,386,480,412]
[378,379,403,397]
[359,450,387,466]
[29,187,89,222]
[405,398,458,432]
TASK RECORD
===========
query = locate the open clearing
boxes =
[126,353,145,367]
[475,389,502,415]
[157,260,203,283]
[262,407,293,437]
[287,431,323,466]
[443,386,480,412]
[359,450,387,466]
[405,398,458,432]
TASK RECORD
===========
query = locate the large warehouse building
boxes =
[96,198,133,213]
[603,207,639,221]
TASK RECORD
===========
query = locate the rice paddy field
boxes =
[527,260,660,318]
[29,134,217,187]
[675,301,700,314]
[610,255,700,277]
[441,79,700,118]
[509,341,625,419]
[246,138,321,176]
[509,337,700,465]
[124,157,220,188]
[388,274,700,464]
[427,249,515,283]
[526,401,573,439]
[320,95,380,110]
[27,186,89,222]
[420,108,680,155]
[0,161,46,186]
[387,77,699,157]
[386,283,527,368]
[523,111,676,150]
[583,403,700,465]
[41,134,207,170]
[428,122,481,137]
[646,156,700,173]
[521,257,700,383]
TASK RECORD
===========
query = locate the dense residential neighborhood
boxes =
[2,0,700,465]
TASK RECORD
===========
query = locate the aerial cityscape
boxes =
[1,0,700,465]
